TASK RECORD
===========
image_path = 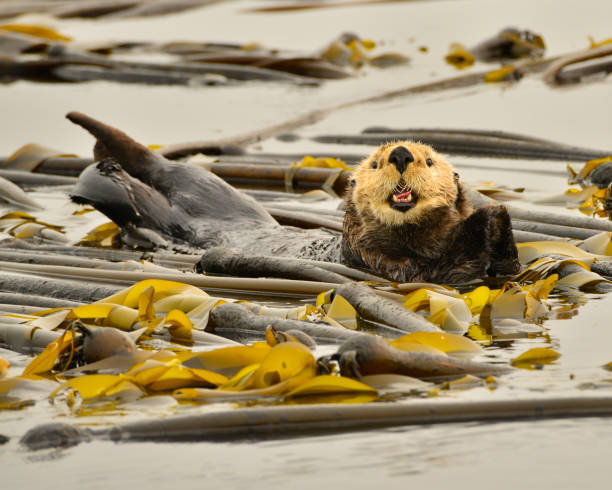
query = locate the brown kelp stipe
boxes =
[544,44,612,85]
[198,248,352,283]
[20,396,612,449]
[0,261,343,297]
[207,302,365,343]
[334,283,440,333]
[312,132,611,162]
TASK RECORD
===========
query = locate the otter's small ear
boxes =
[453,172,460,183]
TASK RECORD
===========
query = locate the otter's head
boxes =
[351,141,459,226]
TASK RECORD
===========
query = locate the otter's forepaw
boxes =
[486,257,522,278]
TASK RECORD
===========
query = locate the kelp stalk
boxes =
[349,128,612,161]
[0,270,123,303]
[198,248,351,283]
[0,261,342,296]
[334,283,440,333]
[0,291,82,309]
[511,219,602,240]
[0,169,76,187]
[544,44,612,85]
[21,396,612,448]
[208,302,364,342]
[265,206,343,232]
[336,335,507,379]
[0,322,62,354]
[0,241,200,268]
[465,187,612,235]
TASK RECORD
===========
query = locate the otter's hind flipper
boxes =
[66,111,165,184]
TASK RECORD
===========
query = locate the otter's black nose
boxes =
[388,146,414,174]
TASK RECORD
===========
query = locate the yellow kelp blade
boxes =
[511,347,560,369]
[219,363,260,390]
[490,286,527,319]
[526,274,558,301]
[428,299,472,333]
[77,221,120,247]
[154,294,219,315]
[0,24,72,41]
[294,155,351,170]
[284,375,376,398]
[402,288,430,312]
[183,298,227,330]
[445,45,475,69]
[101,279,208,308]
[440,374,486,391]
[68,303,139,330]
[0,358,9,378]
[251,342,316,389]
[50,374,143,402]
[23,330,74,376]
[572,156,612,183]
[173,364,316,401]
[558,270,610,288]
[518,242,594,264]
[459,286,490,315]
[580,232,612,256]
[5,143,76,171]
[484,65,519,83]
[26,310,70,330]
[403,289,472,332]
[181,342,271,374]
[323,294,357,329]
[391,331,483,358]
[165,309,194,341]
[127,359,228,391]
[138,286,156,323]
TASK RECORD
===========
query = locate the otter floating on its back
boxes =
[68,111,342,261]
[67,112,520,283]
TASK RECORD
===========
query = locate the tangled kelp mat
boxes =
[2,128,612,450]
[1,1,612,455]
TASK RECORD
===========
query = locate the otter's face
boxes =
[351,141,458,226]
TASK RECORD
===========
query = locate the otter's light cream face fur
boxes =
[352,141,458,226]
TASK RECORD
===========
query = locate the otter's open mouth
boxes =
[389,184,418,212]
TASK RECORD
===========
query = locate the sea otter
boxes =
[341,141,521,283]
[66,112,520,283]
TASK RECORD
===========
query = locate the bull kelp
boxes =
[1,0,612,486]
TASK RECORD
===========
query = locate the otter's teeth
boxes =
[392,190,412,203]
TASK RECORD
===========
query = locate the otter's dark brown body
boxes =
[342,183,519,283]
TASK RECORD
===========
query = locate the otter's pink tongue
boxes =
[393,190,412,202]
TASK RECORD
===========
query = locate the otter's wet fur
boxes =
[341,141,521,283]
[67,112,519,284]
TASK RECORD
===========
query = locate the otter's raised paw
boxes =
[487,205,521,276]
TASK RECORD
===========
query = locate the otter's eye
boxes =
[371,161,378,169]
[426,158,434,167]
